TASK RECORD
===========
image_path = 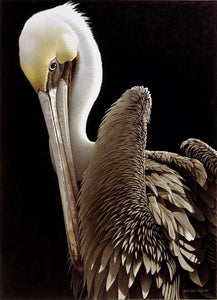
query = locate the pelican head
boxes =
[19,12,78,92]
[19,3,102,272]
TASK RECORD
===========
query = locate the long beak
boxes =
[38,78,82,272]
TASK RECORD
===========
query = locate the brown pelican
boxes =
[19,3,217,299]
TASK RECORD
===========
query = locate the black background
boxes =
[1,0,217,298]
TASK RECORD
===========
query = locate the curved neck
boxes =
[62,9,102,180]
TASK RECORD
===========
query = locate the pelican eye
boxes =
[49,62,57,71]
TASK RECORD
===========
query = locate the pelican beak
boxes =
[37,64,82,272]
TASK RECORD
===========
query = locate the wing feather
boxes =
[166,259,176,281]
[189,263,210,287]
[178,252,194,272]
[142,252,151,274]
[173,210,196,240]
[94,264,108,298]
[118,266,129,299]
[99,243,115,273]
[125,253,133,274]
[128,267,135,288]
[133,256,142,277]
[106,250,122,291]
[139,271,152,298]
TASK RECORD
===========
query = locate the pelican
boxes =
[19,3,217,299]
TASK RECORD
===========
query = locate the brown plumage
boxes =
[78,86,217,299]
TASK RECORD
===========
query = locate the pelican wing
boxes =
[146,139,217,298]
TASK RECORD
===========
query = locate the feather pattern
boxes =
[79,87,217,299]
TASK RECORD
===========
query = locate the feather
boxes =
[167,259,176,281]
[146,178,158,196]
[87,251,101,297]
[167,281,172,300]
[180,247,199,264]
[169,240,180,256]
[99,243,115,273]
[178,253,194,272]
[193,165,207,187]
[148,194,162,225]
[179,238,201,251]
[156,273,163,288]
[170,279,176,300]
[122,251,128,266]
[84,236,102,265]
[159,203,177,240]
[90,243,105,271]
[177,224,195,241]
[173,210,196,240]
[106,277,118,299]
[189,264,209,287]
[162,281,166,296]
[152,173,173,195]
[187,198,205,221]
[150,258,158,275]
[156,260,161,273]
[114,247,120,263]
[125,254,133,274]
[176,275,180,300]
[164,281,170,299]
[163,172,184,186]
[142,252,151,274]
[118,266,129,299]
[94,265,107,298]
[106,252,121,291]
[156,247,162,262]
[128,267,135,288]
[170,182,186,197]
[133,256,142,277]
[169,277,179,300]
[172,193,194,213]
[139,272,152,299]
